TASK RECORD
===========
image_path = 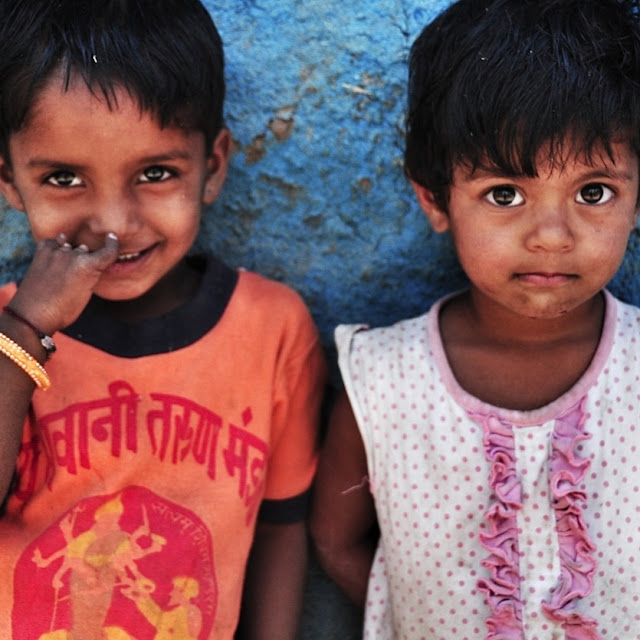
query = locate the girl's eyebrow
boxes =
[461,165,636,183]
[578,167,636,182]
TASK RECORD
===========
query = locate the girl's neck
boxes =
[438,290,605,410]
[449,289,605,348]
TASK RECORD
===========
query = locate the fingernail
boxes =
[107,232,118,240]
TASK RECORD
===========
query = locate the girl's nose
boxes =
[524,204,575,252]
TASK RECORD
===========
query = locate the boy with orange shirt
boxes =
[0,1,326,638]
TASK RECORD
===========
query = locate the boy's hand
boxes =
[8,233,120,334]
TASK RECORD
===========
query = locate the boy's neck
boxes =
[93,257,202,324]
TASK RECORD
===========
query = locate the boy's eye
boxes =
[485,185,524,207]
[139,166,173,182]
[45,171,81,187]
[576,183,613,205]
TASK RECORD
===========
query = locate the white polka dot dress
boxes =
[336,290,640,640]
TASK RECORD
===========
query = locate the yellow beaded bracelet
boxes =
[0,332,50,390]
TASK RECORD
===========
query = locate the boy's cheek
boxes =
[19,205,65,241]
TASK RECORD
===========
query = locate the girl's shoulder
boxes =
[335,296,445,356]
[610,290,640,330]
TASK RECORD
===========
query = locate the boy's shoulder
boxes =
[235,267,317,324]
[237,267,305,300]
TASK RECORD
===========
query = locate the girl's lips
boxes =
[516,272,576,286]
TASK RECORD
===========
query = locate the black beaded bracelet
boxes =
[3,306,56,358]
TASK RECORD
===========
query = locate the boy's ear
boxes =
[0,156,25,212]
[410,179,449,233]
[202,127,232,205]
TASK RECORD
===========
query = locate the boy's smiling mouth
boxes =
[115,243,157,263]
[117,250,144,263]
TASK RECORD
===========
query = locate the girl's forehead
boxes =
[459,137,638,181]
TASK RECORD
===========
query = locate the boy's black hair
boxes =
[0,0,225,163]
[405,0,640,210]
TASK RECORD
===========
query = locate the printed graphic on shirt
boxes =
[12,486,217,639]
[16,380,269,525]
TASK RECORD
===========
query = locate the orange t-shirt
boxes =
[0,256,326,640]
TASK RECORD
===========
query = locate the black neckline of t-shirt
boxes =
[61,254,239,358]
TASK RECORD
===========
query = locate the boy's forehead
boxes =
[11,74,208,162]
[23,69,169,135]
[34,69,139,114]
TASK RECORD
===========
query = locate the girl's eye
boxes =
[576,183,614,205]
[485,185,524,207]
[45,171,81,187]
[140,166,173,182]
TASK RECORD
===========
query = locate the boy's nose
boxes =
[86,192,140,238]
[525,205,575,252]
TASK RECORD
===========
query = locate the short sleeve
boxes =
[261,294,327,517]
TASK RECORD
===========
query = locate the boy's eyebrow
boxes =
[25,150,196,169]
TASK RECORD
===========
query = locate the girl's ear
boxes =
[202,127,232,205]
[0,156,25,212]
[410,180,449,233]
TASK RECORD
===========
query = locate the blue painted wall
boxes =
[203,0,462,367]
[3,1,640,636]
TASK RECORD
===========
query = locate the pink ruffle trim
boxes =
[543,401,600,639]
[474,413,524,638]
[472,401,601,640]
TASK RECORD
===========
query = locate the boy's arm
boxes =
[0,235,119,504]
[235,519,308,640]
[235,310,325,640]
[0,314,46,503]
[310,389,378,609]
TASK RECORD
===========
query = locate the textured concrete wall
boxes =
[203,0,461,373]
[3,1,640,637]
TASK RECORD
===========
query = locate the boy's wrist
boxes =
[0,311,53,365]
[3,306,56,359]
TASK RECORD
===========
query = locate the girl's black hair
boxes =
[0,0,225,161]
[405,0,640,210]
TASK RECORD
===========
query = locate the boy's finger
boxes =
[86,233,119,268]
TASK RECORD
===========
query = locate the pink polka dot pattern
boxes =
[335,291,640,640]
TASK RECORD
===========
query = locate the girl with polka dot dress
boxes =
[311,0,640,638]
